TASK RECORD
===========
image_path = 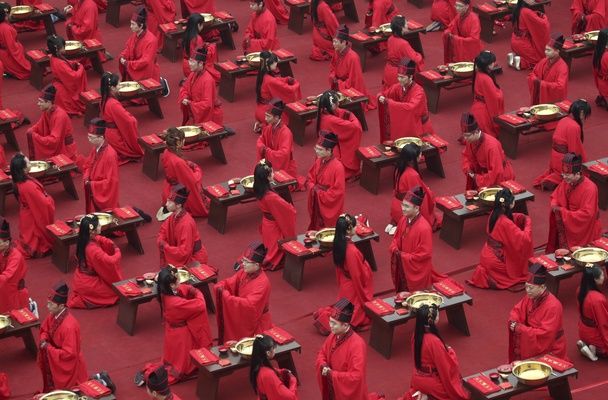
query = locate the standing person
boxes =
[310,0,339,61]
[534,100,590,190]
[47,35,88,117]
[215,242,273,343]
[508,264,568,362]
[571,0,606,34]
[577,265,608,362]
[144,366,184,399]
[383,16,424,90]
[145,0,176,48]
[253,161,296,271]
[527,33,569,105]
[468,189,533,290]
[592,29,608,109]
[119,8,162,84]
[546,153,602,253]
[429,0,456,31]
[181,14,219,79]
[38,282,88,392]
[508,0,550,70]
[68,215,123,309]
[83,119,120,213]
[249,335,298,400]
[470,51,504,139]
[306,132,345,230]
[0,4,31,79]
[10,154,55,259]
[64,0,106,62]
[365,0,399,30]
[243,0,280,53]
[442,0,481,64]
[0,219,29,314]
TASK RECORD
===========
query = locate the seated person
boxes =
[527,33,569,105]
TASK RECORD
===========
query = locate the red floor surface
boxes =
[2,0,608,399]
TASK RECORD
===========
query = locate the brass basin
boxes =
[64,40,83,54]
[530,104,560,120]
[116,81,141,96]
[39,391,82,400]
[200,13,215,23]
[240,175,254,191]
[231,337,255,358]
[29,160,50,174]
[175,268,191,284]
[375,23,392,35]
[0,315,11,333]
[315,228,336,247]
[478,187,502,205]
[572,247,608,266]
[449,62,475,77]
[246,52,261,67]
[310,91,348,106]
[404,292,444,310]
[585,30,599,43]
[512,361,552,386]
[177,125,202,138]
[76,212,116,227]
[393,137,423,150]
[10,5,34,18]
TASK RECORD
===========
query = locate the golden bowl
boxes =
[478,187,503,205]
[449,62,475,77]
[315,228,336,247]
[39,391,80,400]
[530,104,560,120]
[76,212,115,227]
[572,247,608,267]
[246,52,262,67]
[10,5,34,18]
[29,160,50,174]
[64,40,83,54]
[231,337,255,358]
[507,0,518,5]
[175,268,191,284]
[116,81,142,96]
[375,23,392,36]
[404,292,444,310]
[177,125,202,138]
[0,315,11,333]
[200,13,215,23]
[310,91,348,106]
[512,361,552,386]
[240,175,254,191]
[393,137,423,150]
[585,30,599,43]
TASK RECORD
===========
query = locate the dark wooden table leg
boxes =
[142,147,161,180]
[407,0,425,8]
[547,378,573,400]
[51,239,71,273]
[513,200,529,215]
[90,53,105,75]
[218,75,236,102]
[288,7,305,34]
[2,126,19,151]
[59,174,79,200]
[196,368,221,400]
[207,137,228,164]
[0,187,6,215]
[276,352,299,379]
[407,33,424,56]
[591,176,608,210]
[356,240,377,271]
[83,101,100,126]
[278,62,294,77]
[275,186,293,204]
[282,254,305,291]
[424,151,445,178]
[359,162,381,194]
[445,304,471,336]
[545,275,560,296]
[29,61,45,90]
[20,328,38,357]
[368,319,394,359]
[207,201,228,234]
[342,0,359,22]
[499,128,521,159]
[289,115,307,146]
[479,17,494,43]
[116,299,139,336]
[351,103,368,131]
[106,3,121,27]
[161,35,180,62]
[218,27,236,50]
[199,283,216,313]
[42,15,55,36]
[424,84,441,114]
[439,215,465,249]
[147,97,164,119]
[124,228,145,254]
[358,46,369,71]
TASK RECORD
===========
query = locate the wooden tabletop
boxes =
[47,212,144,242]
[204,178,296,206]
[282,231,380,260]
[215,53,297,75]
[112,272,217,303]
[436,191,535,218]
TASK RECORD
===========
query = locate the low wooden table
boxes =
[47,213,145,273]
[9,7,57,36]
[0,318,39,357]
[583,157,608,210]
[203,178,295,234]
[194,340,301,400]
[473,0,550,43]
[286,0,359,34]
[437,191,535,249]
[106,0,135,27]
[0,114,21,151]
[215,54,297,102]
[560,39,594,74]
[357,143,446,194]
[530,253,584,297]
[281,232,379,291]
[112,274,217,336]
[365,293,473,359]
[463,364,577,400]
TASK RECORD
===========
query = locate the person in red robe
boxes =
[0,372,8,400]
[181,0,214,16]
[144,366,184,400]
[509,0,550,70]
[471,51,504,139]
[249,335,298,399]
[307,132,345,230]
[68,215,123,309]
[546,153,602,253]
[310,0,339,61]
[83,119,120,213]
[265,0,289,24]
[398,304,469,400]
[161,128,209,218]
[534,100,590,190]
[10,154,55,259]
[571,0,606,34]
[47,35,88,117]
[383,16,424,90]
[119,8,161,82]
[468,189,533,290]
[26,85,79,162]
[508,264,568,362]
[181,14,219,79]
[317,92,362,181]
[145,0,176,48]
[0,6,30,79]
[158,184,209,266]
[461,113,515,190]
[64,0,106,63]
[442,0,481,64]
[390,187,446,292]
[577,265,608,361]
[527,33,569,105]
[38,282,88,392]
[593,29,608,109]
[243,0,280,53]
[253,161,296,271]
[429,0,456,31]
[0,219,29,314]
[215,242,273,343]
[365,0,399,30]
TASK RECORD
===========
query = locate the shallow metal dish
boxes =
[529,104,560,121]
[404,292,443,310]
[310,91,348,106]
[478,187,502,205]
[39,390,81,400]
[246,52,262,67]
[315,228,336,247]
[572,247,608,266]
[512,361,552,386]
[585,30,599,43]
[393,137,423,150]
[177,125,202,138]
[29,160,50,174]
[76,212,115,227]
[231,337,255,358]
[0,315,11,333]
[116,81,141,96]
[10,5,34,18]
[175,268,191,284]
[375,23,392,35]
[64,40,83,54]
[449,62,474,77]
[200,13,215,23]
[240,175,254,191]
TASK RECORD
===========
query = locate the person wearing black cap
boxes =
[508,0,550,71]
[0,218,30,314]
[306,131,345,230]
[119,7,162,86]
[527,32,569,105]
[181,16,220,79]
[215,241,273,343]
[508,263,568,362]
[383,16,424,90]
[243,0,280,53]
[442,0,482,64]
[461,112,514,190]
[0,3,31,79]
[145,365,183,399]
[83,118,120,213]
[546,152,602,252]
[38,282,88,392]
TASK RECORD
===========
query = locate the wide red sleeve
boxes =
[88,149,119,206]
[169,158,204,199]
[189,75,216,122]
[106,100,140,152]
[319,2,339,37]
[479,75,504,118]
[496,214,533,279]
[555,183,598,229]
[514,298,563,358]
[216,272,239,294]
[589,292,608,350]
[508,297,527,324]
[164,285,205,320]
[127,35,158,73]
[539,62,569,98]
[221,277,269,323]
[397,169,423,196]
[371,0,392,28]
[51,58,87,93]
[29,114,45,136]
[163,220,197,266]
[264,76,302,103]
[33,112,68,152]
[563,123,586,161]
[401,221,433,266]
[19,180,55,224]
[328,337,367,396]
[0,251,20,287]
[475,145,506,188]
[262,128,292,168]
[45,320,82,380]
[250,13,278,50]
[70,5,96,38]
[345,245,373,305]
[521,9,550,58]
[316,161,345,211]
[428,336,469,400]
[243,13,256,40]
[336,56,364,93]
[87,236,122,286]
[266,193,296,238]
[257,367,298,400]
[461,144,475,175]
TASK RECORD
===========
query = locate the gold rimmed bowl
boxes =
[246,52,262,67]
[64,40,83,55]
[10,5,34,18]
[572,247,608,267]
[177,125,202,138]
[374,23,392,36]
[478,187,503,205]
[116,81,142,97]
[231,337,255,358]
[449,62,475,77]
[530,104,560,120]
[512,361,552,386]
[585,30,599,43]
[175,268,191,284]
[200,13,215,23]
[404,292,443,311]
[308,91,348,106]
[0,315,11,334]
[76,212,116,227]
[39,391,81,400]
[29,160,50,174]
[315,228,336,247]
[393,137,423,150]
[240,175,254,191]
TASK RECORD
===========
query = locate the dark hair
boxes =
[488,188,515,233]
[473,51,499,93]
[578,265,603,316]
[256,51,279,103]
[76,215,99,268]
[184,13,204,58]
[156,266,177,311]
[47,35,66,57]
[569,99,591,143]
[394,143,420,188]
[593,29,608,71]
[512,0,531,31]
[10,154,28,200]
[414,304,445,370]
[333,213,355,267]
[311,0,320,23]
[134,7,147,30]
[100,72,119,112]
[316,90,339,133]
[253,161,273,200]
[0,3,10,22]
[249,335,277,393]
[165,127,185,155]
[390,15,407,39]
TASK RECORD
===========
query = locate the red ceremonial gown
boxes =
[431,0,456,27]
[83,144,120,213]
[266,0,290,24]
[158,209,209,266]
[471,73,504,138]
[49,57,87,116]
[38,310,88,392]
[379,82,431,142]
[508,291,568,362]
[181,36,219,80]
[258,191,296,271]
[146,0,176,48]
[527,57,569,105]
[571,0,606,33]
[256,365,298,400]
[66,0,105,63]
[0,246,29,314]
[0,21,30,79]
[579,290,608,356]
[306,156,346,230]
[594,51,608,98]
[119,30,161,81]
[390,168,437,229]
[330,48,376,109]
[337,242,373,328]
[161,150,208,218]
[102,97,143,160]
[462,133,515,190]
[311,1,339,61]
[319,109,362,179]
[254,73,301,124]
[383,36,424,89]
[68,236,123,309]
[256,122,299,180]
[368,0,399,29]
[216,269,272,343]
[28,105,78,161]
[442,10,482,64]
[179,69,223,125]
[511,8,550,70]
[243,9,280,52]
[16,178,55,258]
[181,0,215,15]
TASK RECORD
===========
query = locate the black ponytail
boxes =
[569,99,591,143]
[256,51,278,103]
[316,90,338,134]
[76,215,99,269]
[394,143,420,188]
[578,265,603,317]
[333,214,355,268]
[253,160,273,200]
[10,154,28,200]
[249,335,276,394]
[414,304,446,370]
[100,72,119,112]
[488,188,515,233]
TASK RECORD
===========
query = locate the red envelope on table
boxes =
[9,308,38,324]
[407,20,423,30]
[479,3,497,12]
[116,281,144,297]
[80,90,101,101]
[341,87,363,98]
[436,196,463,210]
[140,78,162,89]
[561,40,583,50]
[46,220,73,236]
[555,99,572,112]
[422,134,448,149]
[529,255,558,271]
[365,299,395,316]
[286,101,308,112]
[49,154,74,168]
[466,374,501,394]
[202,121,223,133]
[0,109,17,121]
[535,354,574,372]
[214,10,232,19]
[218,61,239,71]
[189,264,217,281]
[433,278,464,297]
[141,134,163,145]
[206,184,229,198]
[159,22,178,33]
[83,39,102,49]
[273,170,295,183]
[190,348,219,366]
[0,169,9,181]
[500,180,526,194]
[113,206,139,220]
[264,327,295,345]
[78,380,111,398]
[27,50,47,61]
[281,240,310,256]
[350,31,371,41]
[355,223,374,237]
[419,70,444,81]
[35,3,55,12]
[588,162,608,176]
[274,48,294,59]
[359,146,382,159]
[592,237,608,252]
[497,113,527,125]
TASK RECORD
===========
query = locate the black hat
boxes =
[88,118,106,136]
[527,263,547,285]
[267,98,284,117]
[0,218,10,240]
[131,6,147,25]
[40,84,56,102]
[331,298,354,323]
[404,186,425,206]
[460,112,478,133]
[548,32,565,50]
[194,46,207,62]
[243,241,267,264]
[562,152,582,174]
[397,57,416,76]
[49,282,69,305]
[317,131,339,149]
[168,183,189,205]
[335,24,349,41]
[145,366,170,395]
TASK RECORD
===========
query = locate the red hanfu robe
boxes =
[161,150,208,218]
[258,191,296,271]
[367,0,399,29]
[158,209,208,266]
[461,133,515,190]
[547,176,602,252]
[119,30,161,81]
[431,0,456,27]
[511,8,550,70]
[0,247,29,314]
[27,105,78,161]
[102,97,143,161]
[379,82,430,142]
[266,0,290,24]
[306,156,345,230]
[319,109,362,179]
[311,1,339,61]
[83,144,120,213]
[68,236,123,309]
[243,9,280,52]
[571,0,606,34]
[146,0,177,48]
[383,36,424,89]
[469,214,532,290]
[508,291,568,362]
[256,122,299,181]
[442,10,481,64]
[254,74,301,124]
[179,69,223,125]
[330,48,376,110]
[593,51,608,98]
[16,178,55,258]
[579,290,608,356]
[389,214,445,292]
[390,168,437,229]
[528,57,569,105]
[256,365,298,400]
[534,116,587,188]
[216,269,272,343]
[38,311,88,392]
[66,0,105,63]
[337,242,373,328]
[49,57,87,116]
[0,22,31,79]
[181,0,215,15]
[471,73,504,138]
[182,36,219,80]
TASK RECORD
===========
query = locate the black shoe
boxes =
[160,77,170,97]
[230,21,239,33]
[224,126,236,136]
[93,371,116,393]
[134,370,145,387]
[133,206,152,223]
[22,117,31,125]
